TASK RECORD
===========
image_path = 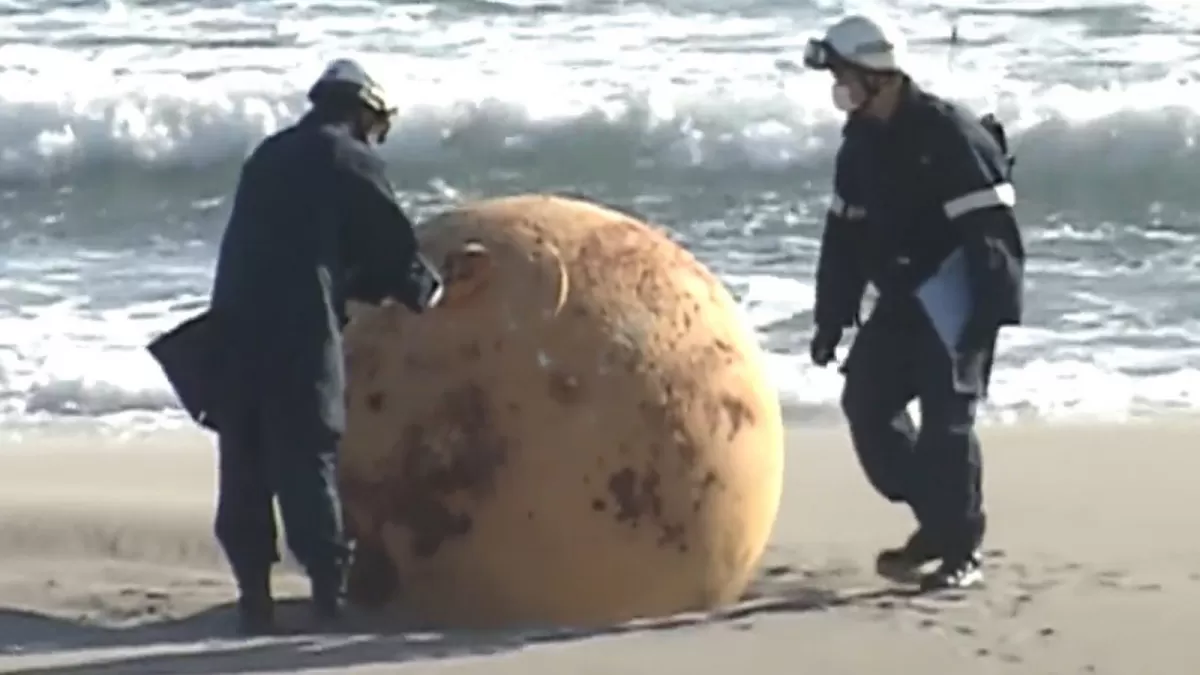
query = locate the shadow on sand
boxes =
[0,572,926,675]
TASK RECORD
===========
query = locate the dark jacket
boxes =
[197,110,430,433]
[813,82,1026,335]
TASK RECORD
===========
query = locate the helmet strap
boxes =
[366,108,393,145]
[849,67,903,119]
[851,67,882,109]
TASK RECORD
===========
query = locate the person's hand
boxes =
[809,325,843,367]
[424,279,445,310]
[394,252,445,314]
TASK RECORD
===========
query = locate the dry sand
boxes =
[1,421,1197,674]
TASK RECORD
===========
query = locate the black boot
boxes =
[875,527,941,583]
[309,563,347,625]
[919,516,986,591]
[235,572,276,635]
[919,551,984,591]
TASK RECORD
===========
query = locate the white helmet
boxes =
[803,14,907,73]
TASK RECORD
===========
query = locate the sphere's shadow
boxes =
[0,562,929,675]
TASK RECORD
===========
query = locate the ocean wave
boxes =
[0,46,1198,216]
[6,279,1200,428]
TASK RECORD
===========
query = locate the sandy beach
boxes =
[1,421,1197,674]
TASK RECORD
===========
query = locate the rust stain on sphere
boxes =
[339,194,784,629]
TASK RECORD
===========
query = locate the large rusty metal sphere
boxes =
[339,194,784,629]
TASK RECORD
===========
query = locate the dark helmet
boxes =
[306,58,395,117]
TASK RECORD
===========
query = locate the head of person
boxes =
[307,58,397,145]
[803,14,909,120]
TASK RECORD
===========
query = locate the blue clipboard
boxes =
[914,247,973,354]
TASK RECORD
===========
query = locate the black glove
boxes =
[402,253,445,313]
[809,325,843,367]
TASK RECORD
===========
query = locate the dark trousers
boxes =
[839,301,986,560]
[214,396,349,590]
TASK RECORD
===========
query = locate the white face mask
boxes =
[831,83,859,112]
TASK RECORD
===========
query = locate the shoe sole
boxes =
[875,557,938,584]
[920,567,985,592]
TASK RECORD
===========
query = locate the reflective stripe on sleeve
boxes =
[829,193,846,217]
[944,182,1015,220]
[829,193,866,219]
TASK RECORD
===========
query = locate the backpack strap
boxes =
[978,113,1015,172]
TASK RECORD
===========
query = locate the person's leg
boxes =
[839,312,935,579]
[261,398,351,620]
[910,316,987,590]
[840,314,919,504]
[213,407,281,633]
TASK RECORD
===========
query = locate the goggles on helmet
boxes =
[803,36,896,73]
[360,80,397,119]
[803,38,841,71]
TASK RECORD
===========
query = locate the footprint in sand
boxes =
[762,565,793,579]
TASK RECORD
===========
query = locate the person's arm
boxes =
[930,110,1026,330]
[814,141,868,330]
[336,145,443,313]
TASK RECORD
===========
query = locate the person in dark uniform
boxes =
[204,58,443,632]
[802,15,1026,590]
